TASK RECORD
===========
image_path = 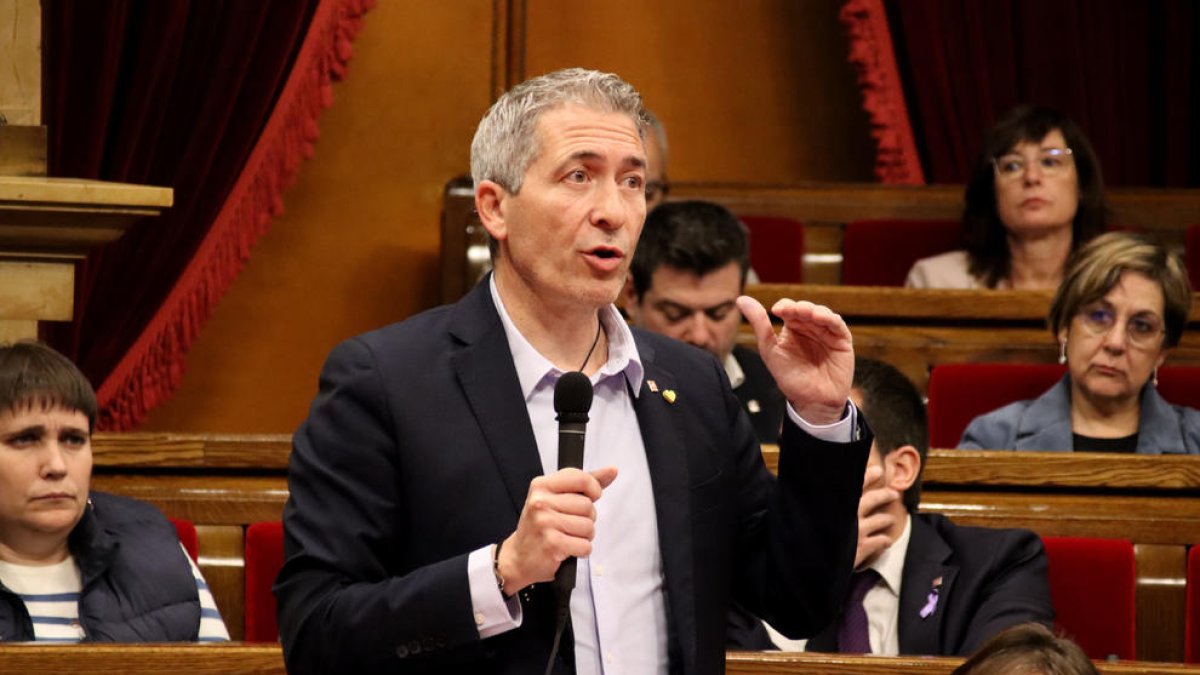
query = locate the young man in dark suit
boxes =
[623,200,786,443]
[804,358,1053,656]
[275,68,871,674]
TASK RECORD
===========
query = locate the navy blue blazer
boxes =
[275,279,870,674]
[806,513,1053,656]
[960,376,1200,453]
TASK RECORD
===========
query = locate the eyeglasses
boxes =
[992,147,1074,180]
[645,180,670,203]
[1077,304,1165,349]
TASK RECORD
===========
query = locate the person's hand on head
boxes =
[497,467,618,594]
[736,296,855,424]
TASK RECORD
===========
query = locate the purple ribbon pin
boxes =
[919,576,942,619]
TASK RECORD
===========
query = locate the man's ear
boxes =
[620,277,640,319]
[884,445,921,492]
[475,179,508,243]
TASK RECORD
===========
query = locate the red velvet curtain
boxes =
[42,0,372,429]
[878,0,1200,187]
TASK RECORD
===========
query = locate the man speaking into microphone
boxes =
[276,68,871,675]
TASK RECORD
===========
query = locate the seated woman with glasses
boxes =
[906,105,1107,289]
[959,232,1199,453]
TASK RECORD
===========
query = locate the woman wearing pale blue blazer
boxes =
[960,232,1200,454]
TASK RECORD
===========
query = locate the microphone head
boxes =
[554,371,593,423]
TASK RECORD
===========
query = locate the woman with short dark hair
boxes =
[0,341,228,641]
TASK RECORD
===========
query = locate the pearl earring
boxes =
[1058,341,1067,365]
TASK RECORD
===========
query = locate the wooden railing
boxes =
[741,285,1200,394]
[88,435,1200,660]
[441,179,1200,295]
[725,651,1200,674]
[0,643,285,674]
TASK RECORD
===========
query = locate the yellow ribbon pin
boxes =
[663,390,677,404]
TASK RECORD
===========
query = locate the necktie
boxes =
[837,568,880,653]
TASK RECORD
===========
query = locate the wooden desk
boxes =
[726,651,1200,674]
[0,643,284,674]
[89,434,1200,659]
[742,285,1200,394]
[89,433,290,641]
[441,179,1200,296]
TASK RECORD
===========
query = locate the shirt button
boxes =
[474,611,485,626]
[595,564,604,577]
[605,651,614,664]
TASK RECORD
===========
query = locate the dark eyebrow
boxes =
[654,299,736,314]
[2,424,46,439]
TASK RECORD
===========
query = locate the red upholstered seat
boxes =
[927,363,1200,449]
[169,518,198,563]
[841,218,959,286]
[244,521,285,642]
[739,215,804,283]
[1042,536,1136,660]
[1159,366,1200,410]
[1187,545,1200,662]
[926,363,1065,449]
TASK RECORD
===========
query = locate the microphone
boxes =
[552,370,593,600]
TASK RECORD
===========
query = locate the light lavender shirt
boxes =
[467,277,856,674]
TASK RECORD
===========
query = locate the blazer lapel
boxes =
[898,516,957,655]
[449,280,544,515]
[632,336,697,673]
[1015,378,1074,452]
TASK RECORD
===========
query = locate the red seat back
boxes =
[1187,545,1200,662]
[244,521,285,642]
[1158,366,1200,410]
[169,518,198,563]
[926,363,1065,448]
[841,219,959,286]
[740,215,804,283]
[1042,537,1136,660]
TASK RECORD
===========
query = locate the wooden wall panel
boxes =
[523,0,875,183]
[140,1,875,432]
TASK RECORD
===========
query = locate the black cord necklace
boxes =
[578,320,602,371]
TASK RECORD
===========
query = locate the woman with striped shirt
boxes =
[0,341,227,642]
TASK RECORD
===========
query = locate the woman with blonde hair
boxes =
[960,232,1199,453]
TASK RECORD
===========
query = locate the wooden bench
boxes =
[742,285,1200,395]
[0,643,285,673]
[90,433,290,641]
[0,644,1194,674]
[89,434,1200,660]
[725,651,1200,674]
[440,179,1200,295]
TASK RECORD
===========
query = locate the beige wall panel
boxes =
[141,3,494,432]
[522,0,874,183]
[0,0,41,125]
[142,1,876,432]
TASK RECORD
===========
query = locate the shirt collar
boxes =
[490,276,644,401]
[866,513,912,596]
[723,351,745,389]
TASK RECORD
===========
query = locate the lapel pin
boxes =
[919,576,942,619]
[647,379,659,393]
[663,389,677,404]
[747,399,761,414]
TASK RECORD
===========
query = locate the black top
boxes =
[731,345,787,444]
[1072,432,1139,453]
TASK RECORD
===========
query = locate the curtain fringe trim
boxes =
[839,0,926,185]
[95,0,376,430]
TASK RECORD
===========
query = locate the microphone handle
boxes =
[554,421,587,596]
